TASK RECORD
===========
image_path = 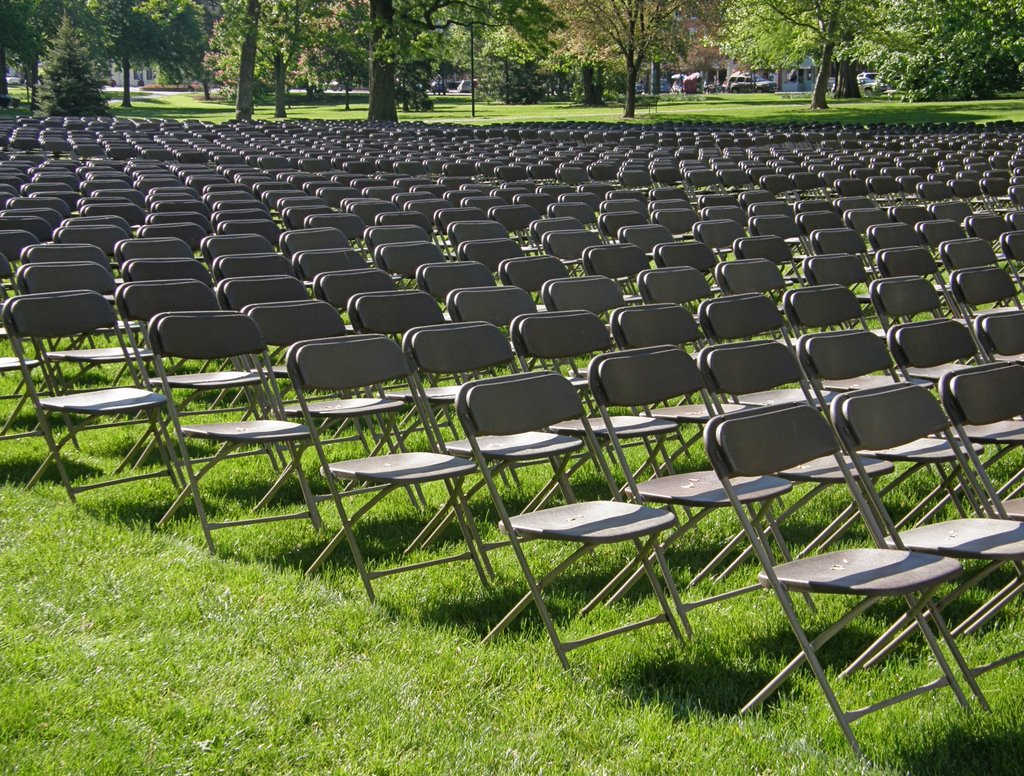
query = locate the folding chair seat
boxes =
[454,370,685,666]
[704,401,977,754]
[347,289,445,338]
[215,275,309,311]
[2,290,175,499]
[416,261,494,301]
[509,310,612,388]
[147,310,321,551]
[540,276,624,316]
[200,232,275,263]
[698,292,791,344]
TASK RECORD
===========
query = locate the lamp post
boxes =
[469,21,476,118]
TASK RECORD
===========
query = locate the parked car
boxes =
[857,71,889,94]
[753,77,777,93]
[456,80,475,94]
[726,74,756,93]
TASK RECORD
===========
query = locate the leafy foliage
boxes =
[860,0,1024,100]
[38,15,110,115]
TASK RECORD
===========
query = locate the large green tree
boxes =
[861,0,1024,100]
[38,15,110,115]
[718,0,874,110]
[557,0,694,118]
[365,0,554,121]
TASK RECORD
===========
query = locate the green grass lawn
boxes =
[1,349,1024,774]
[5,90,1024,125]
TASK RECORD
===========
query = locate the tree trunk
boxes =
[651,61,661,96]
[344,84,350,110]
[235,0,260,121]
[623,59,638,118]
[202,78,211,100]
[834,59,860,98]
[30,61,39,111]
[581,64,602,106]
[121,56,132,108]
[0,48,7,97]
[273,51,287,118]
[367,0,397,121]
[810,41,833,110]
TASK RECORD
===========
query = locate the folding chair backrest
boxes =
[347,290,445,336]
[733,234,792,265]
[950,267,1019,310]
[783,284,863,330]
[446,286,535,327]
[974,310,1024,357]
[149,310,265,360]
[939,237,998,271]
[589,345,704,408]
[705,402,838,478]
[652,241,717,273]
[242,299,346,346]
[939,362,1024,428]
[869,276,943,323]
[498,255,568,293]
[511,310,612,360]
[541,276,625,315]
[212,252,295,280]
[699,340,805,397]
[21,242,108,266]
[698,292,787,342]
[404,321,514,374]
[802,253,868,287]
[456,237,524,272]
[201,232,275,262]
[581,243,649,279]
[279,226,348,259]
[114,236,192,263]
[416,261,494,300]
[637,266,711,305]
[287,334,411,391]
[313,268,397,309]
[457,371,584,437]
[3,289,116,339]
[292,247,367,279]
[715,258,785,296]
[798,329,895,382]
[216,275,309,310]
[121,258,213,284]
[0,229,40,264]
[609,303,700,349]
[875,246,939,278]
[374,241,444,278]
[116,279,219,322]
[15,260,115,295]
[830,383,947,452]
[887,318,979,369]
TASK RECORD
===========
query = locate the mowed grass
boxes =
[5,90,1024,125]
[2,345,1024,773]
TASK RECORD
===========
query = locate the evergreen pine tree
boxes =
[39,17,110,116]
